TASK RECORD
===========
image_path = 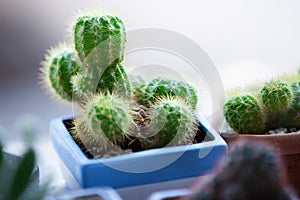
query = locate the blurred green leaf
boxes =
[7,149,35,200]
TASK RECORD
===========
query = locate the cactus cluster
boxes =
[41,11,200,155]
[223,79,300,134]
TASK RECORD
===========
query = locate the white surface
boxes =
[117,177,197,200]
[148,189,192,200]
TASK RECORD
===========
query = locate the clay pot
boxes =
[221,132,300,197]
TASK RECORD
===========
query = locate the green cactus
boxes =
[223,95,266,134]
[72,63,131,100]
[70,14,129,102]
[75,93,132,148]
[40,44,82,101]
[41,12,205,155]
[144,78,198,109]
[260,80,294,130]
[284,82,300,128]
[261,80,294,111]
[131,76,152,105]
[140,97,197,149]
[71,74,98,100]
[74,15,126,73]
[96,64,131,98]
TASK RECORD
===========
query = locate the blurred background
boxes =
[0,0,300,192]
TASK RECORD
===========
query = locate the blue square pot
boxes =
[50,115,227,189]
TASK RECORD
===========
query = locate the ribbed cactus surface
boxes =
[145,78,198,109]
[223,95,265,134]
[41,45,82,101]
[142,97,196,149]
[82,94,132,146]
[261,80,293,111]
[74,15,126,73]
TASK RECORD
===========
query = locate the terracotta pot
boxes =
[221,132,300,197]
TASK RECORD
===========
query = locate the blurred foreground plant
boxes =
[0,142,47,200]
[188,141,297,200]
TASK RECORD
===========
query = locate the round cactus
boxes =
[284,82,300,128]
[144,78,198,109]
[77,93,132,147]
[224,95,266,134]
[40,44,82,101]
[141,97,197,149]
[261,80,294,111]
[72,63,131,100]
[74,15,126,73]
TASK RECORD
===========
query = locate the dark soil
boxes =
[63,118,207,159]
[267,127,300,135]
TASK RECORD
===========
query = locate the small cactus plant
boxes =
[223,95,265,134]
[140,77,198,109]
[284,82,300,128]
[140,97,197,149]
[40,43,82,101]
[261,80,294,111]
[74,15,126,73]
[41,12,130,106]
[74,93,132,148]
[41,11,201,158]
[223,78,300,134]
